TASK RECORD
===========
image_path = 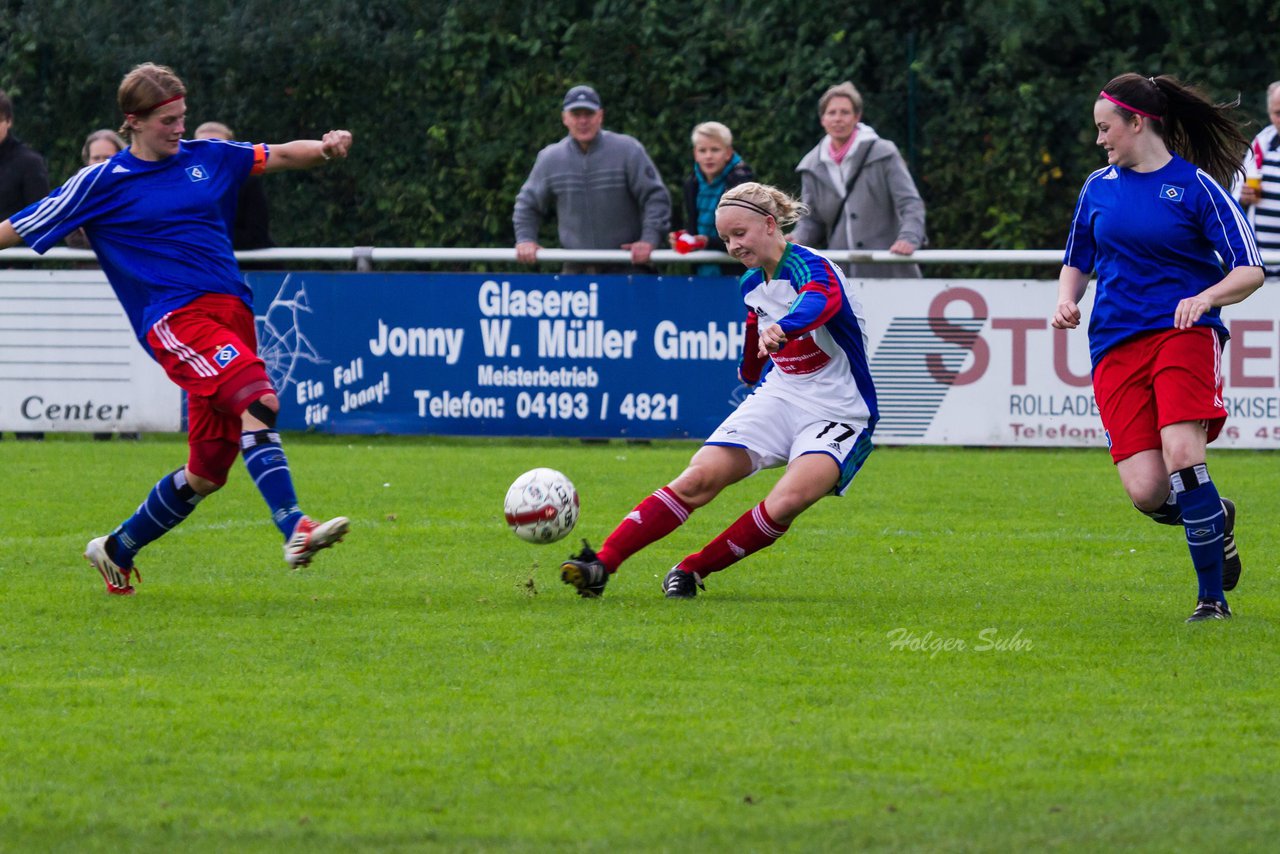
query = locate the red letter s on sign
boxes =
[926,288,988,386]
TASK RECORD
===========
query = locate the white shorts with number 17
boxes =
[704,390,874,497]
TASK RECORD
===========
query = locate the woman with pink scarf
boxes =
[793,81,926,278]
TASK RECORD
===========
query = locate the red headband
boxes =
[126,92,185,120]
[1099,90,1163,121]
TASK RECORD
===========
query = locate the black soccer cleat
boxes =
[561,540,609,598]
[1221,498,1241,592]
[1186,599,1232,623]
[662,567,705,599]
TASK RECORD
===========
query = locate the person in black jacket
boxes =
[1,89,51,441]
[194,121,275,250]
[0,90,48,220]
[669,121,755,276]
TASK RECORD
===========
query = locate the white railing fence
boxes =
[5,246,1279,272]
[0,246,1071,270]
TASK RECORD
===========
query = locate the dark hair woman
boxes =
[1053,73,1263,622]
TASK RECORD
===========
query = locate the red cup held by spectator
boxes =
[674,230,709,254]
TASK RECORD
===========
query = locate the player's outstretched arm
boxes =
[262,130,354,173]
[0,220,21,251]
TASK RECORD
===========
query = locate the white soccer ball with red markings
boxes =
[503,468,579,544]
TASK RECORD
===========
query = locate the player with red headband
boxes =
[0,63,354,595]
[1054,73,1263,622]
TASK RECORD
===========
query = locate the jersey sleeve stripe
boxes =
[12,163,106,238]
[1196,170,1263,267]
[780,252,843,335]
[1063,167,1108,267]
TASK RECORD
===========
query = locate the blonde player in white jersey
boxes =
[561,182,879,598]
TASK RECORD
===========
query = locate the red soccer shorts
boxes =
[1093,326,1226,464]
[145,293,276,485]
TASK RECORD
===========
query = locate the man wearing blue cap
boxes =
[514,85,670,273]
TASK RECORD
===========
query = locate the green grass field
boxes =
[1,435,1277,852]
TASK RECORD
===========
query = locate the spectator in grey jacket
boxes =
[514,85,670,274]
[792,81,926,279]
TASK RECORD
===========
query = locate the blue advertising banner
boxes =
[248,273,750,438]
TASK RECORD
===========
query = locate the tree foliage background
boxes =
[3,0,1278,257]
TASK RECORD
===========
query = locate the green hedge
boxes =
[4,0,1278,267]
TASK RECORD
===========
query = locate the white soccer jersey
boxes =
[739,242,877,428]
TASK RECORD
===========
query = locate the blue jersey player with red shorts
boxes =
[1054,73,1264,622]
[0,63,354,595]
[560,182,877,599]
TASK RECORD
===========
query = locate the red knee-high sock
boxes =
[596,487,693,571]
[679,501,789,577]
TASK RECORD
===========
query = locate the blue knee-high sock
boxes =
[241,430,304,538]
[110,468,204,566]
[1171,464,1226,604]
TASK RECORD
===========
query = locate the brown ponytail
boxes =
[1099,73,1248,189]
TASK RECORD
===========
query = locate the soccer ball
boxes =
[503,468,579,544]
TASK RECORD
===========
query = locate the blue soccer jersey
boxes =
[738,242,879,429]
[11,139,266,345]
[1063,154,1262,366]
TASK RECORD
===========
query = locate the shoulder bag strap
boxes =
[826,139,877,234]
[839,140,876,208]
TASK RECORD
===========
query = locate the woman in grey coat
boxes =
[792,81,926,278]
